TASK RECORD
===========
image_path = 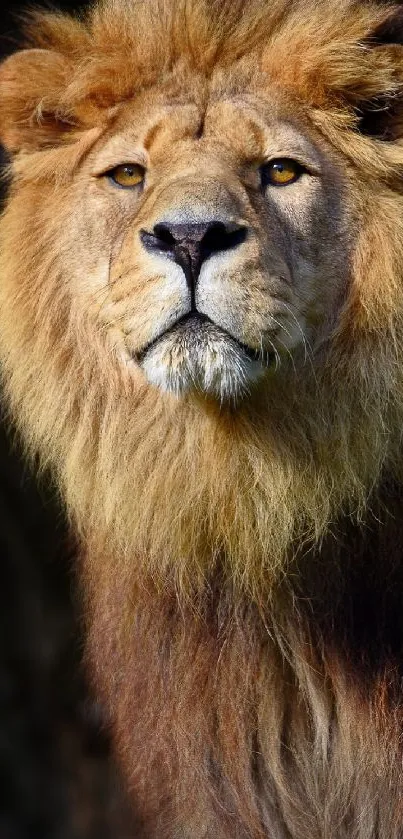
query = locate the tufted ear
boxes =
[0,48,76,153]
[358,6,403,140]
[370,5,403,47]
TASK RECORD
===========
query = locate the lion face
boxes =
[1,0,403,593]
[65,84,351,403]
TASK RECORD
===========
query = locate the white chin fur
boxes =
[139,321,266,402]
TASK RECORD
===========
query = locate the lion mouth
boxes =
[133,311,275,401]
[134,312,274,367]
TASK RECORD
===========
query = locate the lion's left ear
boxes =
[370,5,403,48]
[0,48,75,153]
[357,7,403,140]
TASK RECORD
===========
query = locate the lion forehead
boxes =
[90,92,324,181]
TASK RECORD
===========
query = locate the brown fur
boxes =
[1,0,403,836]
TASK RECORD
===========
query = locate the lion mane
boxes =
[1,0,403,836]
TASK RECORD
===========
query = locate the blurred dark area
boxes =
[0,2,137,837]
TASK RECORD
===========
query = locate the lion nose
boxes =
[140,220,247,302]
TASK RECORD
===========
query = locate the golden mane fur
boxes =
[1,0,403,836]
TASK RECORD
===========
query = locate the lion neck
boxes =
[68,346,399,602]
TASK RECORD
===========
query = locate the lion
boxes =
[1,0,403,835]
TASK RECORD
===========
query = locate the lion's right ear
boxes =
[0,48,74,153]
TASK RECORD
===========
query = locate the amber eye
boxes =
[261,158,303,188]
[108,163,145,189]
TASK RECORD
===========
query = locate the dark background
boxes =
[0,2,137,836]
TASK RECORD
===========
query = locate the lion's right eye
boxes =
[107,164,145,189]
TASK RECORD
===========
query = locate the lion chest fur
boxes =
[2,0,403,837]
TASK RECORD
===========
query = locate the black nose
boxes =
[140,220,247,304]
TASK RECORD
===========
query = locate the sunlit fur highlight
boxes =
[2,0,403,836]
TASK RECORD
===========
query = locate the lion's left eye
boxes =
[261,158,304,188]
[107,164,145,188]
